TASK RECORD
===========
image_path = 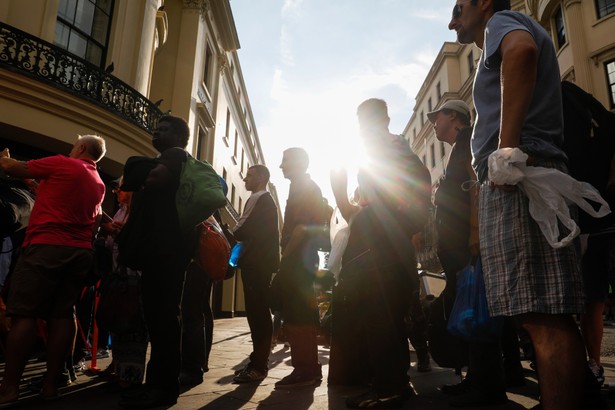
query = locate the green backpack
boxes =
[176,156,226,234]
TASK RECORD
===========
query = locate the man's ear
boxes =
[479,0,493,12]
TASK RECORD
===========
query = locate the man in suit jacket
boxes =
[232,164,280,383]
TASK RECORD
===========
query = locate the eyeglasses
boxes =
[452,1,471,20]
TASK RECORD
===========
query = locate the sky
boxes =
[230,0,459,203]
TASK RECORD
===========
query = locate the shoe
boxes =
[441,378,471,396]
[274,370,320,389]
[233,367,267,383]
[96,349,110,359]
[346,389,407,409]
[505,374,526,387]
[402,383,418,399]
[0,399,19,409]
[178,372,203,386]
[449,389,508,407]
[588,359,605,386]
[234,363,251,376]
[28,372,73,392]
[118,388,177,409]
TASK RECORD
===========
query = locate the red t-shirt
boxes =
[24,155,105,248]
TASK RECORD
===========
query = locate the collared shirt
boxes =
[233,190,267,232]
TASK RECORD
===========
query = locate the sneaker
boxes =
[346,389,406,409]
[588,359,605,386]
[274,370,320,389]
[233,367,267,383]
[234,363,252,376]
[441,378,471,396]
[96,349,110,359]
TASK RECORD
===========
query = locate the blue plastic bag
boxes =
[229,242,245,268]
[447,257,503,342]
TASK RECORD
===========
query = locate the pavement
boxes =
[3,317,615,409]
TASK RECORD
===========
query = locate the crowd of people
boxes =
[0,1,612,410]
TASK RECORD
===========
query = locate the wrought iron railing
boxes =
[0,22,162,132]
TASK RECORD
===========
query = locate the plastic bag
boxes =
[488,148,611,248]
[447,257,502,342]
[325,208,350,280]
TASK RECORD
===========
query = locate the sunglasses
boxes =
[452,1,471,20]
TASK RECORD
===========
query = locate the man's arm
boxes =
[498,30,538,149]
[0,149,33,179]
[330,168,359,224]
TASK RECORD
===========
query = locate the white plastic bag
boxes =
[488,148,611,248]
[325,207,350,281]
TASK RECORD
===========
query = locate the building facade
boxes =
[406,0,615,184]
[0,0,278,316]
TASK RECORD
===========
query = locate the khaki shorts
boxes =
[7,244,93,319]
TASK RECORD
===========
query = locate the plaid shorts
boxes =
[479,170,585,316]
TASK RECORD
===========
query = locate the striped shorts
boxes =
[479,166,585,316]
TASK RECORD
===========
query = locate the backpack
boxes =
[176,156,227,234]
[561,81,615,233]
[194,216,232,281]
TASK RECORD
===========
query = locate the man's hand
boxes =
[1,148,9,158]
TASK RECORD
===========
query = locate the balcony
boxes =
[0,22,162,133]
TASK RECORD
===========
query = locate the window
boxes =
[436,82,442,100]
[422,155,427,165]
[440,142,446,159]
[231,184,236,207]
[606,59,615,107]
[420,111,424,125]
[238,197,243,214]
[223,109,230,146]
[554,7,566,49]
[467,51,474,73]
[240,149,245,174]
[233,130,239,158]
[55,0,114,67]
[428,98,432,113]
[222,168,228,190]
[196,127,206,160]
[596,0,615,19]
[203,42,214,89]
[430,144,436,168]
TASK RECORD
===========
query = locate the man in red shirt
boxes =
[0,135,106,406]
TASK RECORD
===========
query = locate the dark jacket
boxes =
[233,192,280,273]
[434,127,474,256]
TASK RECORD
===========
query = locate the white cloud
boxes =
[279,25,295,67]
[282,0,304,16]
[410,6,455,23]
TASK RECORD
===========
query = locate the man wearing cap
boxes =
[427,100,509,406]
[448,1,591,409]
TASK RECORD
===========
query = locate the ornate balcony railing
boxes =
[0,22,162,133]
